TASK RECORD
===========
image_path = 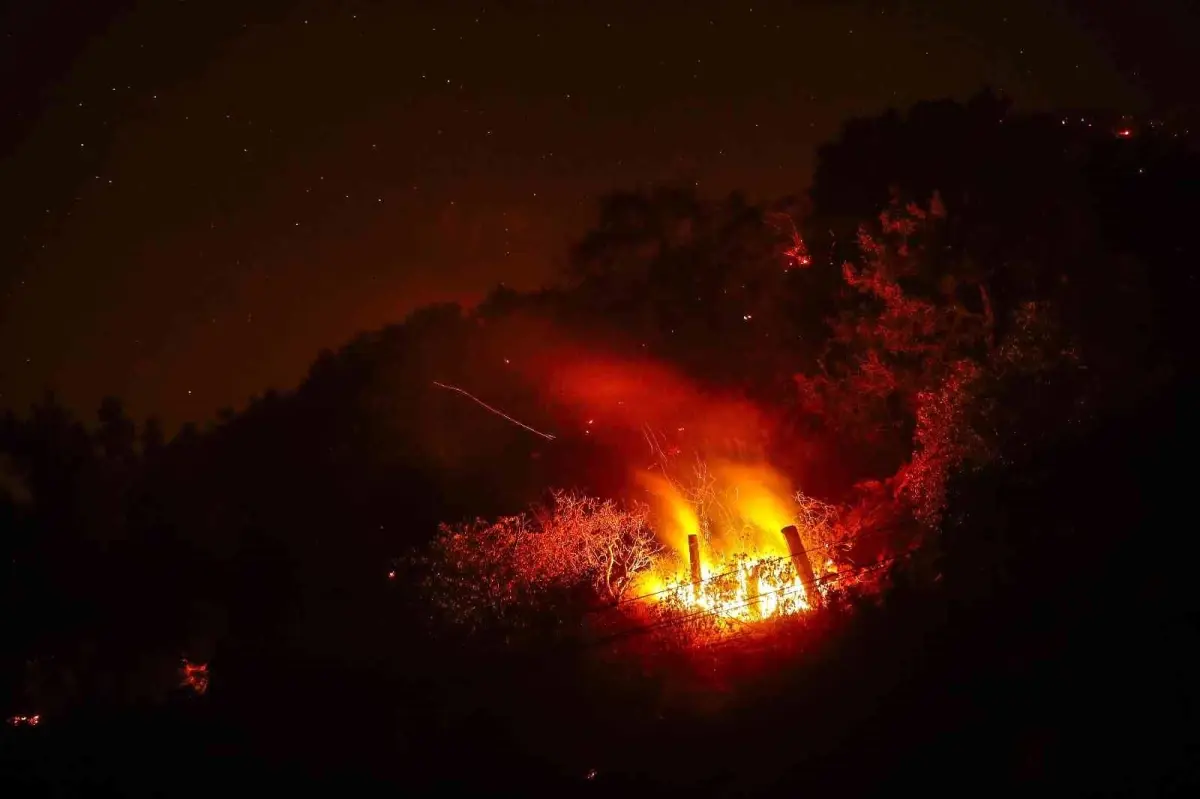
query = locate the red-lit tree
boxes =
[423,491,660,630]
[795,197,1076,525]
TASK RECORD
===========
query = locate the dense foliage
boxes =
[425,491,659,630]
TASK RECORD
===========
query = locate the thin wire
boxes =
[593,557,901,646]
[432,381,556,441]
[596,526,901,611]
[644,557,896,636]
[592,540,1152,650]
[590,560,891,648]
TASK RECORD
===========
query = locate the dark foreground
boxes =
[4,383,1198,797]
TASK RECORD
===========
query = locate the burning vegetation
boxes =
[418,196,1078,649]
[625,460,843,630]
[426,491,662,628]
[423,444,881,647]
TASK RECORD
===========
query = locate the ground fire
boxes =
[624,461,845,632]
[425,449,862,645]
[424,352,870,643]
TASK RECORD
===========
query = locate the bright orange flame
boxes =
[631,460,823,632]
[516,349,835,635]
[633,550,813,628]
[635,470,699,562]
[710,459,796,553]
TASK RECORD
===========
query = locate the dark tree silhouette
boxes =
[807,88,1196,389]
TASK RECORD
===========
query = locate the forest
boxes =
[3,91,1198,794]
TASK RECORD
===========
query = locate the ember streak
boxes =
[431,380,557,441]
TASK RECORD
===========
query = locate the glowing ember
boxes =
[180,659,209,695]
[6,714,40,727]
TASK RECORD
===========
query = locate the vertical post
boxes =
[687,534,702,599]
[781,525,821,608]
[748,562,764,619]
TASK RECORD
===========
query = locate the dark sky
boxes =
[1,0,1190,427]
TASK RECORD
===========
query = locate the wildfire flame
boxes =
[638,553,814,624]
[631,460,834,628]
[483,349,860,639]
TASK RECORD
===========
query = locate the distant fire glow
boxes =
[7,714,40,727]
[180,659,209,695]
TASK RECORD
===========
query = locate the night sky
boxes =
[1,0,1191,428]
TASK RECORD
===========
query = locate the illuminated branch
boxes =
[424,491,662,629]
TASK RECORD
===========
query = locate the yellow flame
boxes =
[635,470,698,561]
[633,552,812,626]
[632,459,819,631]
[714,460,794,533]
